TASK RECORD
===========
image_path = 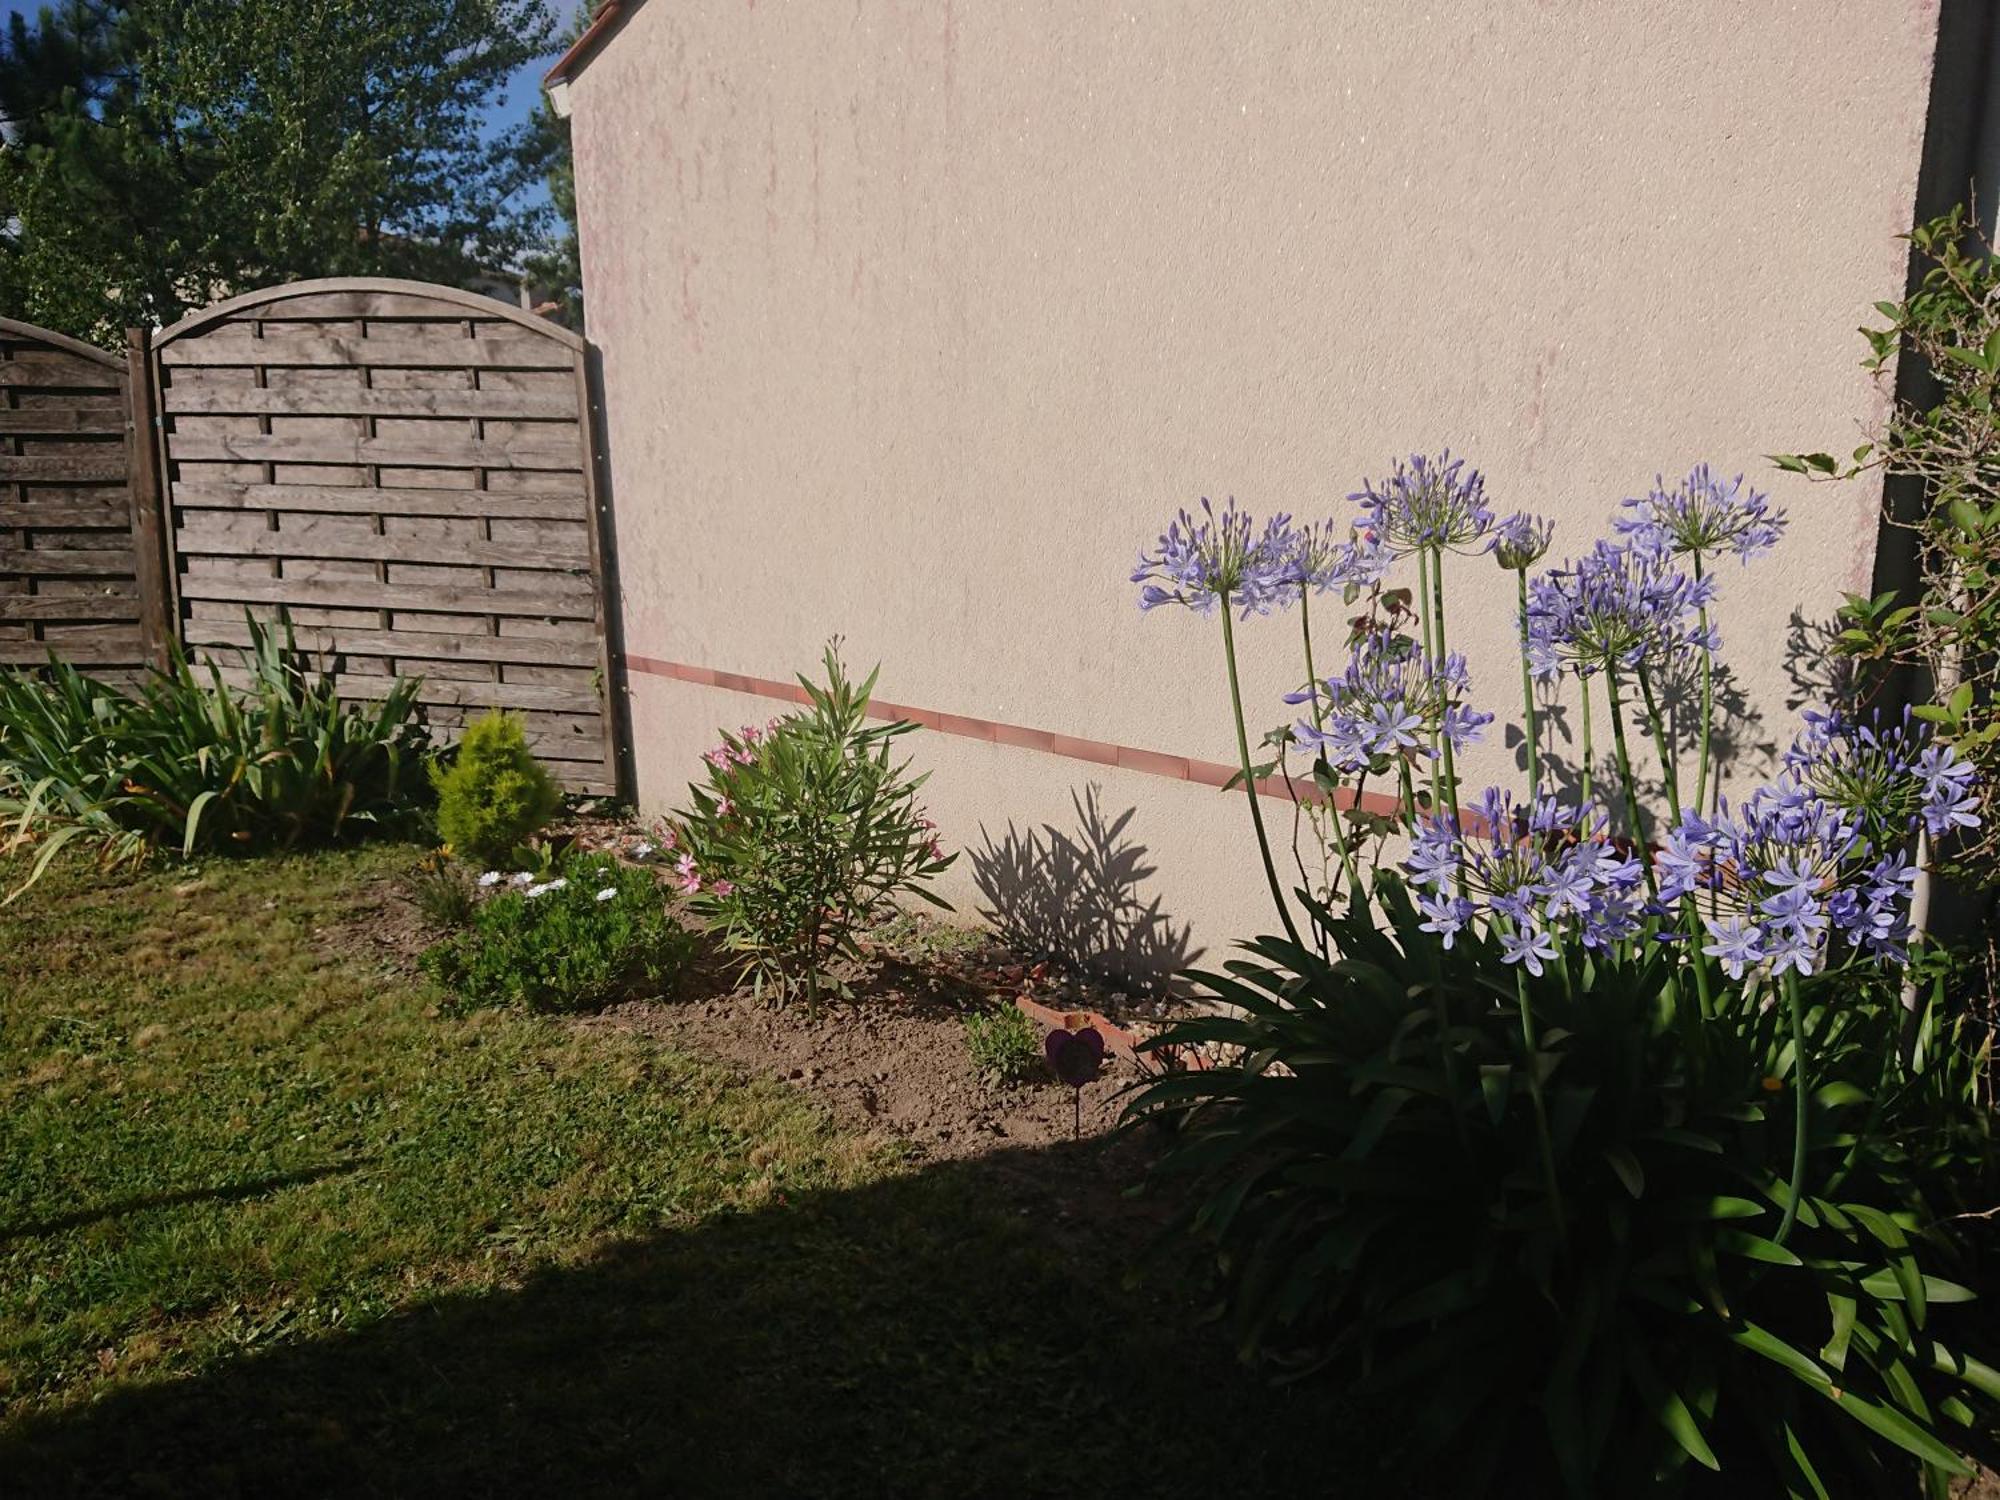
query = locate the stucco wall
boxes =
[566,0,1939,965]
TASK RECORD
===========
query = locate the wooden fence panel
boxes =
[153,278,622,795]
[0,318,159,678]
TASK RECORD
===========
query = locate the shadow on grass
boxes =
[0,1136,1405,1500]
[0,1161,370,1244]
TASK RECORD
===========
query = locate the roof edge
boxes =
[543,0,636,92]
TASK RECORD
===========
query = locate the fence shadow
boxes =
[968,786,1201,994]
[0,1136,1398,1500]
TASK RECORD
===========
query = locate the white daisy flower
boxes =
[595,887,617,902]
[477,871,503,887]
[511,872,536,886]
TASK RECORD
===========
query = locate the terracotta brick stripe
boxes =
[622,652,1410,817]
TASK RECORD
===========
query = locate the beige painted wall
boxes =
[567,0,1939,964]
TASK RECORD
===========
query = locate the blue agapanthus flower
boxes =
[1782,707,1981,843]
[1616,465,1788,563]
[1523,539,1719,682]
[1290,632,1492,771]
[1488,511,1555,571]
[1285,517,1390,595]
[1405,789,1647,962]
[1350,451,1494,557]
[1657,776,1920,977]
[1132,498,1299,617]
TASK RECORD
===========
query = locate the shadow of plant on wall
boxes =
[969,786,1201,994]
[1518,653,1776,839]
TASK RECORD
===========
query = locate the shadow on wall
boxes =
[969,786,1201,993]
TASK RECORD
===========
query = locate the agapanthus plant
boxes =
[1616,464,1788,564]
[1783,706,1980,844]
[1131,497,1299,617]
[1290,633,1491,775]
[1350,450,1495,557]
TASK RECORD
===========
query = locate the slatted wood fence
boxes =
[0,280,624,795]
[0,319,168,682]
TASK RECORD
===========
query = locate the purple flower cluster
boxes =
[1133,497,1299,617]
[1351,451,1494,557]
[1290,632,1492,771]
[1404,789,1647,970]
[1616,465,1788,563]
[1659,777,1916,977]
[1782,707,1980,842]
[1287,517,1390,595]
[1488,511,1554,572]
[1523,539,1719,682]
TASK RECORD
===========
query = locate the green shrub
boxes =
[1129,885,1999,1495]
[422,853,696,1013]
[964,1001,1043,1085]
[429,711,562,866]
[672,644,954,1011]
[0,615,430,894]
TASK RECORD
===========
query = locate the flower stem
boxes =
[1776,969,1811,1245]
[1635,664,1681,822]
[1516,963,1569,1250]
[1428,545,1462,819]
[1604,668,1657,898]
[1301,587,1361,903]
[1693,553,1716,816]
[1578,674,1595,810]
[1516,568,1540,793]
[1221,605,1305,952]
[1415,549,1443,819]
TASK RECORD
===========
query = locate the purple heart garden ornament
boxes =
[1044,1022,1106,1138]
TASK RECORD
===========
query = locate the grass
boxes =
[0,845,1395,1497]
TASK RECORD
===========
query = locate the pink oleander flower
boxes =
[739,723,763,744]
[717,797,734,817]
[675,852,701,894]
[709,879,735,898]
[703,748,732,771]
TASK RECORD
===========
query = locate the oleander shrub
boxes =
[428,710,562,866]
[1122,463,1997,1494]
[0,615,430,894]
[671,644,954,1011]
[421,853,695,1013]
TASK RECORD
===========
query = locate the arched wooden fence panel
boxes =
[150,278,621,795]
[0,318,168,681]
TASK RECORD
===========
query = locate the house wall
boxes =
[566,0,1940,970]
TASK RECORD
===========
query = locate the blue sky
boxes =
[1,0,585,205]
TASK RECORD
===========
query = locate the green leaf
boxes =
[1822,1389,1971,1476]
[1602,1145,1644,1199]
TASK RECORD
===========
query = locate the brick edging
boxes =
[621,651,1409,816]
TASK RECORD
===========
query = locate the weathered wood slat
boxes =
[0,502,132,528]
[159,331,574,370]
[0,454,128,482]
[0,547,139,576]
[0,590,140,621]
[161,383,577,420]
[176,524,589,569]
[164,432,581,470]
[0,366,121,390]
[177,574,598,619]
[229,291,520,320]
[167,481,586,520]
[0,634,144,666]
[184,619,600,667]
[0,408,126,434]
[207,663,600,713]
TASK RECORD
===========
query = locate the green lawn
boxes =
[0,845,1394,1498]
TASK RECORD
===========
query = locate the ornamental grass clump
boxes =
[670,644,954,1012]
[0,615,430,896]
[1123,455,1999,1496]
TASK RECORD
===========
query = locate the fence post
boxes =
[123,326,174,669]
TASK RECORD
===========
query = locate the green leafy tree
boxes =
[0,0,561,345]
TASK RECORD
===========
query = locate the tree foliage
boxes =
[0,0,563,345]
